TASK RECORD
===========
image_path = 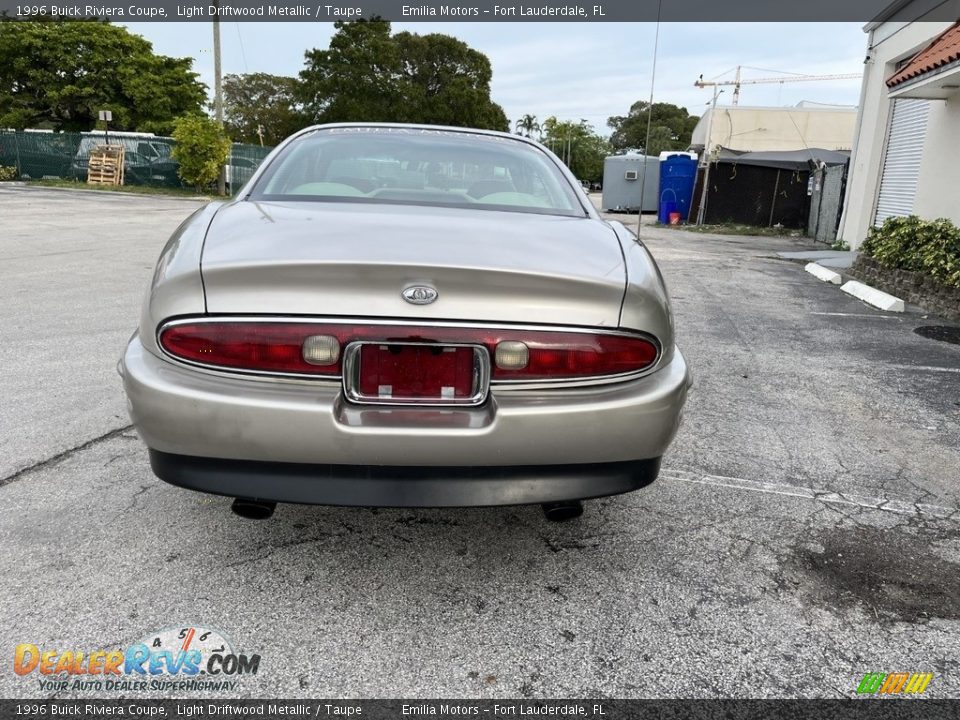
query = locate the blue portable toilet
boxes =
[658,151,699,224]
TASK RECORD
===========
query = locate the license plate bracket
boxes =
[343,342,489,406]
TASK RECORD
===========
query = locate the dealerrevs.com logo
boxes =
[856,672,934,696]
[14,626,261,693]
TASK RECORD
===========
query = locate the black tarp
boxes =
[688,148,851,228]
[714,147,850,170]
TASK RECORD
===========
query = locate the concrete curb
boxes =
[804,262,842,285]
[10,183,211,202]
[840,280,905,312]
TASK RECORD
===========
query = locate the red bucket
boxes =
[669,212,682,225]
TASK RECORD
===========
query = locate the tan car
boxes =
[120,124,690,521]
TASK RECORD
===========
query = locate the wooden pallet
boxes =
[87,145,125,186]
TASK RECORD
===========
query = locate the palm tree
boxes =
[514,114,541,139]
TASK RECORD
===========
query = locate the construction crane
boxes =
[695,66,862,105]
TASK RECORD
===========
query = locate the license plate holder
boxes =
[343,341,489,406]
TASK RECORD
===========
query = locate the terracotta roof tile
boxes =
[887,21,960,88]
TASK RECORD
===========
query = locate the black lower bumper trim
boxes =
[148,450,662,507]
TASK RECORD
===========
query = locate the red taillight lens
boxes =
[159,322,344,376]
[158,321,658,380]
[493,333,658,380]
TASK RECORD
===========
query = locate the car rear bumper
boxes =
[150,450,661,507]
[121,334,689,505]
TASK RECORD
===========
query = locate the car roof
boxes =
[293,122,546,151]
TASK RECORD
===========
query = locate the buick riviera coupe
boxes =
[120,124,690,521]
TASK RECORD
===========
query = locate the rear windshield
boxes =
[249,127,585,217]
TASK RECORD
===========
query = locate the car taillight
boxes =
[159,322,344,376]
[158,321,658,380]
[490,333,658,380]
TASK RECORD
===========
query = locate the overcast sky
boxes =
[123,22,868,134]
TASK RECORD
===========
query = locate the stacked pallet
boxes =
[87,145,125,186]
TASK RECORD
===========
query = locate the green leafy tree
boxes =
[222,73,306,146]
[0,20,205,133]
[540,117,610,183]
[392,31,507,130]
[171,115,230,193]
[299,20,401,123]
[607,101,700,155]
[298,20,507,131]
[515,114,540,138]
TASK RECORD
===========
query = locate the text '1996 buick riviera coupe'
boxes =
[120,124,690,521]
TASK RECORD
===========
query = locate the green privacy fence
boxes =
[0,130,273,190]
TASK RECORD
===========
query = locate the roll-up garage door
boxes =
[874,98,930,225]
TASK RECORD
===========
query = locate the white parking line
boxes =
[890,365,960,374]
[660,467,959,520]
[809,312,901,319]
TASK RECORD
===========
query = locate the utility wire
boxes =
[709,66,738,81]
[235,22,249,73]
[636,0,663,239]
[741,65,809,76]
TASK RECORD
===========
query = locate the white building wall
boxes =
[913,97,960,224]
[839,20,955,249]
[690,107,857,153]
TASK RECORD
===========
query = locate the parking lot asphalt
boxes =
[1,185,958,699]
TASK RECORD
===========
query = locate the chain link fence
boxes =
[0,129,273,191]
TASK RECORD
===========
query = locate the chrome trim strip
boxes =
[156,316,662,388]
[341,341,490,407]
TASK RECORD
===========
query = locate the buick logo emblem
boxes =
[402,285,438,305]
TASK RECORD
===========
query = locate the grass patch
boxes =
[26,179,218,199]
[662,222,802,237]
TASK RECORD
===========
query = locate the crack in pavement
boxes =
[661,466,960,522]
[0,424,135,488]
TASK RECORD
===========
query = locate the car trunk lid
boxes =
[200,200,626,328]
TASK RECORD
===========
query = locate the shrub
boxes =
[0,165,17,180]
[860,215,960,289]
[171,115,231,193]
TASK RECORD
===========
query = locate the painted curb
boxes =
[840,280,905,312]
[804,262,843,285]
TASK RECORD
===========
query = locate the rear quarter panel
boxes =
[608,220,676,365]
[139,203,224,355]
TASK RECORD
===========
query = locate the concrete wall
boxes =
[839,20,956,249]
[690,106,857,153]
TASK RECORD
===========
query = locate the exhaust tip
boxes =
[231,498,276,520]
[542,500,584,522]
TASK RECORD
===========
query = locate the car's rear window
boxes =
[249,127,585,217]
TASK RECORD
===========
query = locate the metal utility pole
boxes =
[213,3,225,195]
[695,86,720,226]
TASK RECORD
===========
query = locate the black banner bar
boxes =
[1,0,960,22]
[3,700,960,720]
